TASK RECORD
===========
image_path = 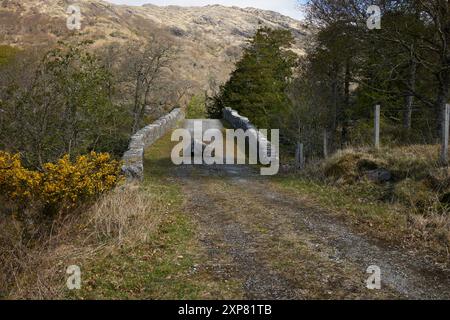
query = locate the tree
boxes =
[216,27,297,129]
[302,0,450,151]
[286,56,330,156]
[121,37,176,133]
[0,42,130,168]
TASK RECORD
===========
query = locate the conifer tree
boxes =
[216,27,297,128]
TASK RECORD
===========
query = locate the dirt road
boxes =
[160,120,450,299]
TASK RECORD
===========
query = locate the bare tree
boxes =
[122,36,177,133]
[416,1,450,163]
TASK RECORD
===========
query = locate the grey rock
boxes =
[366,169,392,183]
[169,26,187,37]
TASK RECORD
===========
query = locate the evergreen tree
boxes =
[215,27,297,128]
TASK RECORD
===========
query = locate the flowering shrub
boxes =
[0,151,122,213]
[41,152,123,208]
[0,151,42,201]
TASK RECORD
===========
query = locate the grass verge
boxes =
[272,144,450,264]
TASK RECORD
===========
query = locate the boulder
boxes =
[366,168,392,183]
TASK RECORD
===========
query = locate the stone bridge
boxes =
[122,107,276,180]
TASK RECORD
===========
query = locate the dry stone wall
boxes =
[223,107,254,131]
[223,107,278,160]
[122,108,185,181]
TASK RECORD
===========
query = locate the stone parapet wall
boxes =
[223,107,254,131]
[122,108,185,180]
[223,107,278,159]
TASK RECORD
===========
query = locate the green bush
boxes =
[0,42,132,168]
[187,94,207,119]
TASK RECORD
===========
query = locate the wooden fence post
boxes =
[374,104,380,150]
[295,142,305,170]
[440,104,450,166]
[323,130,328,158]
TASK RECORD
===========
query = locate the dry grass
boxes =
[0,183,167,299]
[322,148,384,184]
[409,213,450,253]
[285,144,450,259]
[321,144,439,180]
[88,184,163,245]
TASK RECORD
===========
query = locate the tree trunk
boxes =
[342,58,351,145]
[329,62,340,152]
[437,69,450,165]
[132,75,142,134]
[403,55,416,130]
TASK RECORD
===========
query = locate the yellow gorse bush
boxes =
[0,151,122,209]
[0,151,42,200]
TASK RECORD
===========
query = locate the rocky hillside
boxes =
[0,0,307,91]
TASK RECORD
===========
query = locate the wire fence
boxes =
[292,104,449,167]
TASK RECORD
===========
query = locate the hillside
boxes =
[0,0,307,91]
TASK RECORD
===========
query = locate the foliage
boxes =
[285,0,450,156]
[41,152,122,208]
[187,94,207,118]
[0,151,42,201]
[206,87,226,119]
[214,27,297,128]
[0,42,131,168]
[0,151,122,216]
